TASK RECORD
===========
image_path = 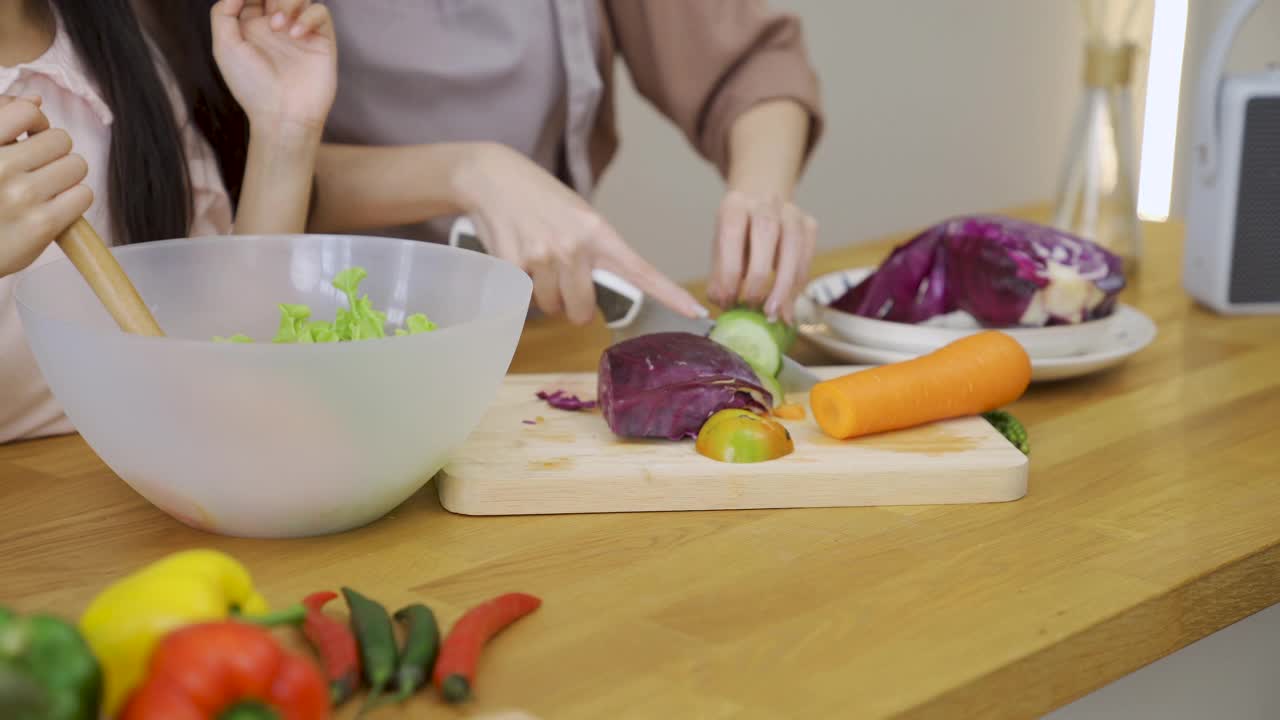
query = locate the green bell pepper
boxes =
[0,606,101,720]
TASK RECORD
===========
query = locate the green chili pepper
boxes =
[341,587,398,715]
[390,603,440,703]
[0,606,102,720]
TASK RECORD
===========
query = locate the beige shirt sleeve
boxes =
[603,0,824,176]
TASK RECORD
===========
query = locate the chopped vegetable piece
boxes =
[301,591,361,706]
[598,332,770,440]
[983,410,1030,455]
[273,303,313,343]
[810,331,1031,440]
[433,593,542,704]
[831,215,1126,327]
[716,306,796,350]
[521,420,537,426]
[341,588,398,713]
[389,604,440,704]
[215,267,438,343]
[754,369,785,407]
[709,308,785,376]
[772,403,806,420]
[695,408,795,463]
[401,313,438,335]
[536,390,596,411]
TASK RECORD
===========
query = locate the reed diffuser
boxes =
[1052,0,1146,275]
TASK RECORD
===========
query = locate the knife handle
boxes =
[447,216,644,328]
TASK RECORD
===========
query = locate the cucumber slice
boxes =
[718,307,797,354]
[754,369,785,407]
[709,310,783,377]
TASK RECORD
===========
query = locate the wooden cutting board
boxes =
[437,367,1028,516]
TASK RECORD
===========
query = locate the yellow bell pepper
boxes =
[78,549,269,717]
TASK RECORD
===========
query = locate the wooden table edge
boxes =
[902,525,1280,718]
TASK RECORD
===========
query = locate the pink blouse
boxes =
[0,14,234,444]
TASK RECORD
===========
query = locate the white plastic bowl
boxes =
[15,234,531,538]
[804,268,1120,359]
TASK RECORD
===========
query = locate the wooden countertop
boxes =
[4,207,1279,719]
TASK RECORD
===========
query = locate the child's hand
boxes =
[210,0,337,136]
[0,96,93,279]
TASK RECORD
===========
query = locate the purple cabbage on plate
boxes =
[830,215,1126,327]
[597,332,770,440]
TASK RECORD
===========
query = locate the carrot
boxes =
[810,330,1031,440]
[772,403,807,420]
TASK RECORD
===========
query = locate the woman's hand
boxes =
[708,189,817,324]
[210,0,337,134]
[710,99,819,324]
[453,143,706,326]
[0,96,92,278]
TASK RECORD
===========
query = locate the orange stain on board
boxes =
[804,422,979,455]
[528,456,574,471]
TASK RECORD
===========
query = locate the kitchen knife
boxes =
[447,217,821,392]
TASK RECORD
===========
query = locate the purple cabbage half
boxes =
[830,215,1126,327]
[598,332,771,440]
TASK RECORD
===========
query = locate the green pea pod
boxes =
[341,588,398,715]
[390,603,440,703]
[0,606,102,720]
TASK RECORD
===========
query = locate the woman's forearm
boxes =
[725,99,812,199]
[309,142,479,233]
[234,121,322,235]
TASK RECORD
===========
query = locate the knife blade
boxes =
[447,217,821,392]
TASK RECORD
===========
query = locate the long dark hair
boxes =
[134,0,250,208]
[49,0,248,244]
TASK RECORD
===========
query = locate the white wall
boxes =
[593,2,1129,283]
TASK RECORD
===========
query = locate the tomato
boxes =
[695,409,795,463]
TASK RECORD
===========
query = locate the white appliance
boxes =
[1185,0,1280,314]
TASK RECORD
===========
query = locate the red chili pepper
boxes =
[302,591,362,706]
[433,592,542,703]
[119,620,330,720]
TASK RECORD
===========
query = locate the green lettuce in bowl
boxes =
[215,267,438,344]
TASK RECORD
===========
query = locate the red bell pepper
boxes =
[119,620,330,720]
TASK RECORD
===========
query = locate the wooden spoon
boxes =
[55,217,166,337]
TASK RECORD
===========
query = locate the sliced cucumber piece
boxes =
[710,310,783,377]
[754,369,785,407]
[718,307,797,354]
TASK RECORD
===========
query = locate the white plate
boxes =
[805,268,1121,359]
[794,296,1158,383]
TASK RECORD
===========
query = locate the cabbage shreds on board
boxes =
[831,215,1126,327]
[536,390,596,411]
[598,332,771,440]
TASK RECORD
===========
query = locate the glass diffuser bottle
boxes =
[1052,0,1145,276]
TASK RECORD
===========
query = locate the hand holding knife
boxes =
[448,216,819,390]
